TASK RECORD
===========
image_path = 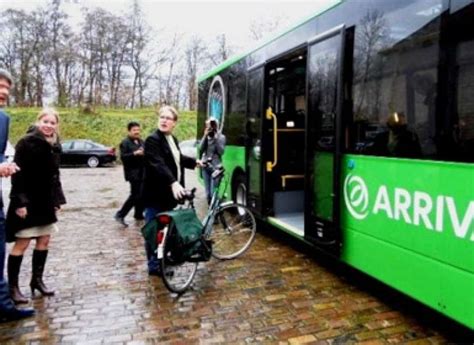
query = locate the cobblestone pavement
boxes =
[0,167,470,344]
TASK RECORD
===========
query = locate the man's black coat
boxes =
[142,129,196,211]
[120,136,144,182]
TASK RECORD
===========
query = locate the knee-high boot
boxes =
[7,255,29,304]
[30,250,54,297]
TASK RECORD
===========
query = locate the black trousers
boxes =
[117,180,144,219]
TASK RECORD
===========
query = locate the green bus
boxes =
[196,0,473,329]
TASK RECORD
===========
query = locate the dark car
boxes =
[61,140,116,168]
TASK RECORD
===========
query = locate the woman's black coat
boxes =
[6,130,66,242]
[142,129,196,211]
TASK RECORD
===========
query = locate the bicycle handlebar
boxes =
[201,159,225,179]
[178,187,196,204]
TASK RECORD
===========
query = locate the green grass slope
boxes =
[6,107,197,148]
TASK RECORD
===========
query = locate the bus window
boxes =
[449,1,474,163]
[349,0,443,159]
[454,40,474,162]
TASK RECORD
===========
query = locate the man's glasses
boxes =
[159,115,175,122]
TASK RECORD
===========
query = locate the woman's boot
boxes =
[7,255,29,304]
[30,250,55,297]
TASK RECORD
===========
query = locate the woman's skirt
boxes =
[15,223,58,239]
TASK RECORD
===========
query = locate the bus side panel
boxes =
[439,262,474,330]
[221,145,245,190]
[340,155,473,328]
[342,228,473,328]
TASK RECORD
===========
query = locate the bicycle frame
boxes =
[201,167,229,238]
[158,163,257,292]
[156,164,228,260]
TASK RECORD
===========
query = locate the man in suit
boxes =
[114,121,145,227]
[0,68,35,321]
[142,105,197,275]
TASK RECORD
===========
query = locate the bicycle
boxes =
[154,163,257,293]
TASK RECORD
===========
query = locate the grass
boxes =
[6,107,198,148]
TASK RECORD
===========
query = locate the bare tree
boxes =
[128,0,165,108]
[184,35,206,111]
[248,15,289,42]
[104,14,130,107]
[155,33,182,107]
[0,9,46,105]
[1,2,200,109]
[80,9,100,106]
[47,1,79,106]
[80,8,121,106]
[207,33,235,67]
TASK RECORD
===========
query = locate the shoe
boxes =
[134,215,145,221]
[8,255,29,304]
[30,250,55,297]
[0,307,35,322]
[114,213,128,227]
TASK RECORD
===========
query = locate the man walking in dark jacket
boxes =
[114,122,145,227]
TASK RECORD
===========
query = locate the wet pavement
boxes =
[0,166,470,344]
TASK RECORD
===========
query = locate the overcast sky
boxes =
[1,0,337,50]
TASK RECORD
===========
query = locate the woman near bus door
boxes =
[6,108,66,303]
[141,105,198,275]
[199,117,226,205]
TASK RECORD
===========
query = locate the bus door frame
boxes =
[304,24,350,254]
[245,62,266,217]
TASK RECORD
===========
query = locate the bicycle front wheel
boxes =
[161,225,198,293]
[209,203,256,260]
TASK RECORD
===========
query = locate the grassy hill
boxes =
[6,107,198,148]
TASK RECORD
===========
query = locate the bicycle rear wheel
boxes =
[209,203,256,260]
[161,225,198,293]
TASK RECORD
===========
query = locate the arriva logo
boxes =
[344,175,370,220]
[343,174,474,241]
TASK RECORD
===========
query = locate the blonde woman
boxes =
[6,108,66,303]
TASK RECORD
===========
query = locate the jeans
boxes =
[144,207,161,273]
[0,209,14,311]
[202,167,215,205]
[117,180,144,219]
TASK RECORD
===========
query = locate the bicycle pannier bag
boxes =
[159,209,212,262]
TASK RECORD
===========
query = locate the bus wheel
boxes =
[233,174,247,206]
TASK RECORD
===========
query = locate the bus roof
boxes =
[197,0,343,83]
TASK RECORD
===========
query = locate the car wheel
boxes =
[87,156,100,168]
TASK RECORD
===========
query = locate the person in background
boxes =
[141,105,197,275]
[370,112,422,158]
[198,117,226,205]
[114,121,145,227]
[0,69,35,321]
[6,108,66,304]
